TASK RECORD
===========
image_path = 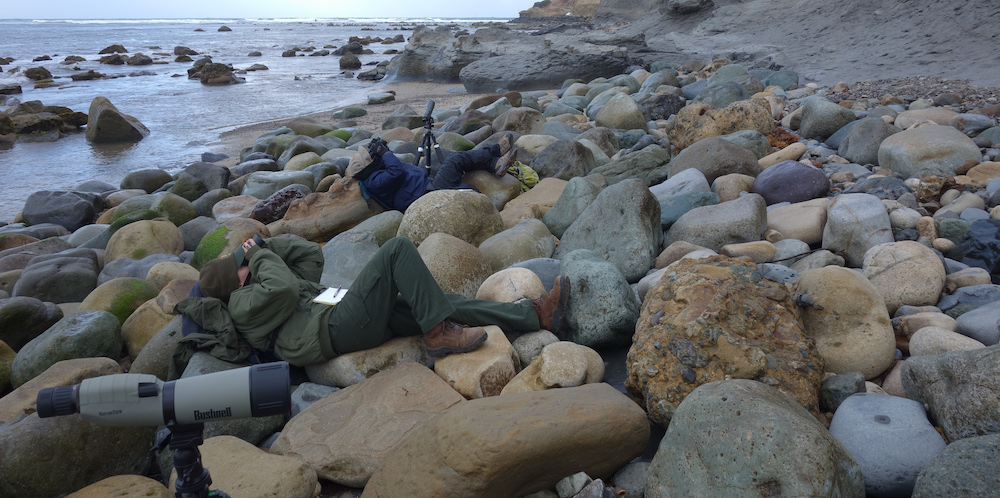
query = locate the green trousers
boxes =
[328,236,540,354]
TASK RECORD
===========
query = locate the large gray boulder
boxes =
[0,413,154,497]
[838,117,899,166]
[829,393,945,497]
[10,310,123,387]
[559,249,640,348]
[85,96,149,143]
[798,96,857,139]
[663,193,767,252]
[530,140,596,180]
[20,190,101,232]
[12,249,100,304]
[542,176,604,238]
[554,179,661,282]
[822,193,894,267]
[912,433,1000,497]
[0,297,63,351]
[321,230,380,289]
[668,137,759,184]
[590,144,671,186]
[900,345,1000,441]
[878,125,982,179]
[646,379,864,497]
[389,25,642,91]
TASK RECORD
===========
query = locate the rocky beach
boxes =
[2,1,1000,497]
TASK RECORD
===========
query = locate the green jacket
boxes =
[227,237,337,367]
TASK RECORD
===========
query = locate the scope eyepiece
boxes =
[37,384,78,418]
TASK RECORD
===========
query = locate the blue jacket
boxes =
[362,151,430,212]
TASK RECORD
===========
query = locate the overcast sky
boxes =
[4,0,532,20]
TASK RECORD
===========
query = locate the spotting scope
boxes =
[36,362,290,426]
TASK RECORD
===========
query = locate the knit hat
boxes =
[346,146,373,179]
[199,254,239,302]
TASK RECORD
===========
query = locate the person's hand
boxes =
[241,238,257,251]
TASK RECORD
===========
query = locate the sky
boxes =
[3,0,533,20]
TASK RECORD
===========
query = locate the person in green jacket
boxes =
[196,236,568,367]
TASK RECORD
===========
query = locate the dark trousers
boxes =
[430,144,500,190]
[328,236,540,354]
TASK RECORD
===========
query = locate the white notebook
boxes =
[313,287,348,305]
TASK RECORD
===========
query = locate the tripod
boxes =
[150,422,230,498]
[416,100,444,173]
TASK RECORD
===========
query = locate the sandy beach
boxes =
[209,80,525,167]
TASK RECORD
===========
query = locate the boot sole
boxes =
[426,331,488,357]
[549,276,570,334]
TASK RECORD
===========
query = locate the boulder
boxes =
[10,310,122,387]
[589,144,671,186]
[822,193,894,267]
[752,160,830,205]
[955,304,1000,346]
[668,137,759,185]
[798,96,857,139]
[829,393,945,497]
[499,177,567,228]
[320,231,380,289]
[168,436,317,497]
[271,362,464,487]
[361,383,648,498]
[268,178,384,242]
[65,475,169,498]
[900,345,1000,441]
[878,126,982,179]
[554,179,661,282]
[20,190,99,232]
[663,193,767,252]
[792,266,896,379]
[542,176,604,238]
[417,233,493,299]
[668,99,775,150]
[475,268,546,303]
[304,336,429,388]
[433,326,520,398]
[0,357,120,425]
[559,249,640,348]
[78,277,159,325]
[627,255,823,426]
[500,341,604,395]
[121,280,192,357]
[594,92,647,131]
[646,379,864,497]
[766,198,830,246]
[862,241,946,315]
[0,413,153,497]
[459,51,631,93]
[530,140,596,180]
[912,433,1000,497]
[98,253,180,285]
[85,96,149,143]
[0,296,64,351]
[492,107,545,135]
[838,117,899,166]
[104,219,184,262]
[129,317,183,380]
[397,189,504,247]
[477,218,557,272]
[10,249,99,304]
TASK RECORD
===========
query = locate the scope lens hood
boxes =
[248,362,291,417]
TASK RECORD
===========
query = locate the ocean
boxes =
[0,17,501,221]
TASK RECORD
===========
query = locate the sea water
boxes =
[0,17,498,220]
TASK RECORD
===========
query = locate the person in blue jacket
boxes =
[347,132,516,212]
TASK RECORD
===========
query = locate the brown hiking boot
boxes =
[425,319,488,357]
[532,275,570,333]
